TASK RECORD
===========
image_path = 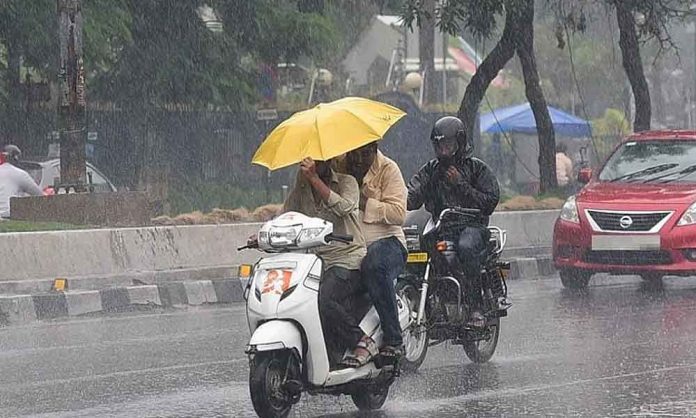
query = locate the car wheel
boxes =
[559,269,591,289]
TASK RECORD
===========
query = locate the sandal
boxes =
[341,336,378,368]
[379,344,404,359]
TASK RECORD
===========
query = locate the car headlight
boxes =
[268,225,302,246]
[560,195,579,223]
[678,202,696,226]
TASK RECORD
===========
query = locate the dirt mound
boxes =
[151,204,282,225]
[498,196,564,211]
[252,204,283,222]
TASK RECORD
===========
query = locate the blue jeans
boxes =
[361,236,407,347]
[456,226,490,309]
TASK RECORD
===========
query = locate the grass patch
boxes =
[0,220,86,233]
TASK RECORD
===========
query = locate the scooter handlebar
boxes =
[325,233,353,244]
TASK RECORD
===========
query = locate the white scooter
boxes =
[238,212,418,418]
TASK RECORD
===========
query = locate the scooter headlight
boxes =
[560,195,579,223]
[268,225,302,247]
[296,227,325,244]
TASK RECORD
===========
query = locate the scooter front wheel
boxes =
[249,352,293,418]
[351,383,390,411]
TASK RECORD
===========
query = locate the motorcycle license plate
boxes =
[407,252,429,263]
[591,235,660,251]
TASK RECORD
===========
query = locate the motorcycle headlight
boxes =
[268,225,302,247]
[678,202,696,226]
[405,235,420,251]
[560,195,579,223]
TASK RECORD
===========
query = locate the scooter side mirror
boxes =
[578,167,593,184]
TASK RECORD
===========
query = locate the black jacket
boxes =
[407,156,500,225]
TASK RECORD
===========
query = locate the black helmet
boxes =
[430,116,469,163]
[3,144,21,163]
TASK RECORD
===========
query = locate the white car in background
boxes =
[15,158,117,193]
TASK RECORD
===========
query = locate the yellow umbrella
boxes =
[252,97,406,170]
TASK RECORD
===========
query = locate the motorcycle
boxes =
[398,207,511,371]
[238,211,419,418]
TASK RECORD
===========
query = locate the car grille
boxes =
[583,250,672,265]
[587,210,670,232]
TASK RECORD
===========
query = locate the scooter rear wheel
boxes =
[249,353,293,418]
[351,384,390,411]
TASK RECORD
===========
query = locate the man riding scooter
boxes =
[407,116,500,327]
[344,141,407,362]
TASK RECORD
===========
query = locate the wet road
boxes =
[4,275,696,417]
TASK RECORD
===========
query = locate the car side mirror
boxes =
[578,168,593,184]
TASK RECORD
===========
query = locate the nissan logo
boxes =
[619,215,633,229]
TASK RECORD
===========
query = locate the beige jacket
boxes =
[359,151,407,248]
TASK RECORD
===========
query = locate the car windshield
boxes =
[599,140,696,184]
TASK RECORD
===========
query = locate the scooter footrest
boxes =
[282,380,303,397]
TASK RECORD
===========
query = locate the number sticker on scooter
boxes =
[261,270,293,295]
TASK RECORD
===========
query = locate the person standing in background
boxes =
[555,143,574,192]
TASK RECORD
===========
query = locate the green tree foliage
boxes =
[89,1,254,108]
[553,0,694,131]
[0,0,342,111]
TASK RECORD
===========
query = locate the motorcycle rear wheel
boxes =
[351,384,390,411]
[463,318,500,363]
[249,352,293,418]
[396,281,429,372]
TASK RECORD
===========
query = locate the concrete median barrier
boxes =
[0,279,243,325]
[0,210,559,296]
[0,223,261,294]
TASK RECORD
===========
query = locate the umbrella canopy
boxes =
[480,102,592,138]
[252,97,406,170]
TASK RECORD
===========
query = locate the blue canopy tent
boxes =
[480,102,592,137]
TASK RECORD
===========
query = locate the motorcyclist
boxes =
[407,116,500,327]
[0,145,43,219]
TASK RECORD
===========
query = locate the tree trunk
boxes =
[418,0,436,105]
[615,1,651,132]
[515,0,557,193]
[456,2,517,144]
[651,58,665,126]
[57,0,87,189]
[6,38,22,145]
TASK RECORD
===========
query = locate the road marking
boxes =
[0,304,246,331]
[0,328,242,358]
[394,362,696,412]
[0,359,248,392]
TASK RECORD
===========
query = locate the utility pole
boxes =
[57,0,87,191]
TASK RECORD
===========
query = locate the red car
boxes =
[553,130,696,288]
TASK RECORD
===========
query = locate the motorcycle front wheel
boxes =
[463,318,500,363]
[351,384,390,411]
[249,352,294,418]
[396,281,429,372]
